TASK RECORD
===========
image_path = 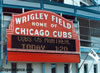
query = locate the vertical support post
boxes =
[69,63,72,73]
[60,13,62,16]
[22,8,25,13]
[40,1,44,10]
[0,0,2,68]
[42,63,45,73]
[77,63,80,73]
[74,7,77,23]
[74,7,80,73]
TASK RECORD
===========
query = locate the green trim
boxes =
[81,47,100,53]
[0,0,2,68]
[2,1,100,20]
[42,64,45,73]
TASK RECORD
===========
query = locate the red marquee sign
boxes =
[6,10,80,63]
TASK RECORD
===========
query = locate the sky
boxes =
[98,0,100,4]
[94,0,100,4]
[97,0,100,4]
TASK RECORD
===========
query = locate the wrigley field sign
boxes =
[7,10,79,54]
[12,35,76,51]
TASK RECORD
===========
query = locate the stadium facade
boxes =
[0,0,100,73]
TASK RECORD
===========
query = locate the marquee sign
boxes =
[12,35,76,52]
[6,10,80,63]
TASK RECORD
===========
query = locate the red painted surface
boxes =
[6,10,80,63]
[8,51,80,63]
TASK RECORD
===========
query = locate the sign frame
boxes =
[6,10,80,63]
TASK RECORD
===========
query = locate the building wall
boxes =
[1,0,100,73]
[64,0,93,6]
[79,52,100,73]
[3,62,42,73]
[2,62,77,73]
[56,63,64,73]
[64,0,80,6]
[0,0,2,67]
[45,63,51,73]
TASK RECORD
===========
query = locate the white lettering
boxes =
[53,31,57,37]
[68,32,72,38]
[27,15,30,22]
[59,18,62,26]
[22,16,27,23]
[35,13,39,20]
[39,13,43,19]
[58,31,62,38]
[21,28,25,35]
[32,22,47,27]
[29,29,34,35]
[36,22,40,26]
[53,31,72,38]
[63,32,67,38]
[45,30,49,36]
[56,17,58,23]
[67,23,71,29]
[40,30,44,36]
[26,28,29,35]
[34,29,39,36]
[52,15,55,21]
[44,14,48,20]
[15,18,21,24]
[15,28,50,36]
[32,22,35,26]
[51,15,72,29]
[30,14,34,20]
[15,28,20,34]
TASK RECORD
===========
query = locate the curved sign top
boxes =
[6,10,80,63]
[8,10,78,39]
[7,10,79,54]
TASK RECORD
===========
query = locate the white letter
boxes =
[34,29,39,36]
[58,31,62,38]
[30,14,34,20]
[44,14,48,20]
[45,30,49,36]
[53,31,57,37]
[32,22,35,26]
[63,21,67,28]
[26,28,29,35]
[59,18,62,26]
[52,15,55,21]
[15,18,21,24]
[15,28,20,34]
[39,13,43,19]
[56,17,58,23]
[29,29,34,35]
[40,30,44,36]
[36,22,39,26]
[63,32,67,38]
[68,32,72,38]
[21,28,25,35]
[40,23,44,27]
[22,16,27,23]
[27,15,30,22]
[35,13,39,20]
[67,23,71,29]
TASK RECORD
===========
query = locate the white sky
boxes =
[98,0,100,4]
[97,0,100,4]
[94,0,100,4]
